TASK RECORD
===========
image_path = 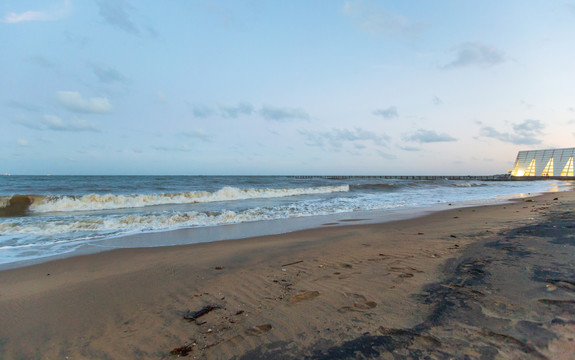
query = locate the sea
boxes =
[0,175,569,268]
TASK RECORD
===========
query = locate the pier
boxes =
[289,175,511,181]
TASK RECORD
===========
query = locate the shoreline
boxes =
[0,190,573,359]
[0,189,552,271]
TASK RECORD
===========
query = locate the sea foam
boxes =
[22,185,350,213]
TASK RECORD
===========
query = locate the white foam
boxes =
[0,197,9,208]
[0,194,399,237]
[29,185,350,213]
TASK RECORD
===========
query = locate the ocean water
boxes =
[0,175,568,267]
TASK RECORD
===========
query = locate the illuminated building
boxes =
[511,147,575,178]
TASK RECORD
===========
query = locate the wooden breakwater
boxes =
[289,175,511,181]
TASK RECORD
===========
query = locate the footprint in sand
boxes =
[353,300,377,310]
[387,266,421,279]
[245,324,272,336]
[338,302,377,313]
[337,306,355,313]
[338,293,377,312]
[289,290,320,303]
[345,292,366,301]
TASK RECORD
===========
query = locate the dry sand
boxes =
[0,190,574,359]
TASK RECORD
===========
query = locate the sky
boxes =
[2,0,575,175]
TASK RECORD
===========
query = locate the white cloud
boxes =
[181,130,213,142]
[259,105,309,122]
[189,104,215,119]
[43,115,65,129]
[17,139,29,147]
[404,129,457,143]
[56,91,112,114]
[373,106,398,119]
[479,119,545,145]
[2,0,72,23]
[7,101,41,112]
[300,127,390,151]
[12,115,43,130]
[343,0,422,35]
[95,0,157,37]
[218,102,254,118]
[95,0,139,35]
[377,150,397,160]
[13,114,100,132]
[43,115,100,132]
[153,145,192,152]
[186,102,310,122]
[91,64,129,84]
[398,145,421,151]
[443,42,506,69]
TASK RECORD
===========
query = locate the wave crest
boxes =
[1,185,349,214]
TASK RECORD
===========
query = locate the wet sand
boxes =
[0,191,574,359]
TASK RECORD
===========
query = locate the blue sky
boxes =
[2,0,575,175]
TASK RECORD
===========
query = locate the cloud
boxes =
[259,105,309,122]
[95,0,139,35]
[300,128,390,151]
[14,114,100,132]
[2,0,72,23]
[12,115,43,130]
[153,145,192,152]
[443,42,505,69]
[403,129,457,143]
[377,150,397,160]
[520,100,534,109]
[373,106,398,119]
[91,64,129,84]
[343,0,422,35]
[43,115,100,132]
[218,102,254,118]
[398,145,421,151]
[513,119,544,135]
[56,91,112,114]
[17,139,29,147]
[188,102,309,121]
[189,104,215,119]
[479,119,544,145]
[7,101,41,112]
[29,55,56,69]
[181,130,213,142]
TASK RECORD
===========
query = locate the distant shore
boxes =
[1,190,574,359]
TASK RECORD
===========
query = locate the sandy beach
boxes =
[1,190,574,359]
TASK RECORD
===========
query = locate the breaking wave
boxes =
[0,185,349,215]
[0,194,395,239]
